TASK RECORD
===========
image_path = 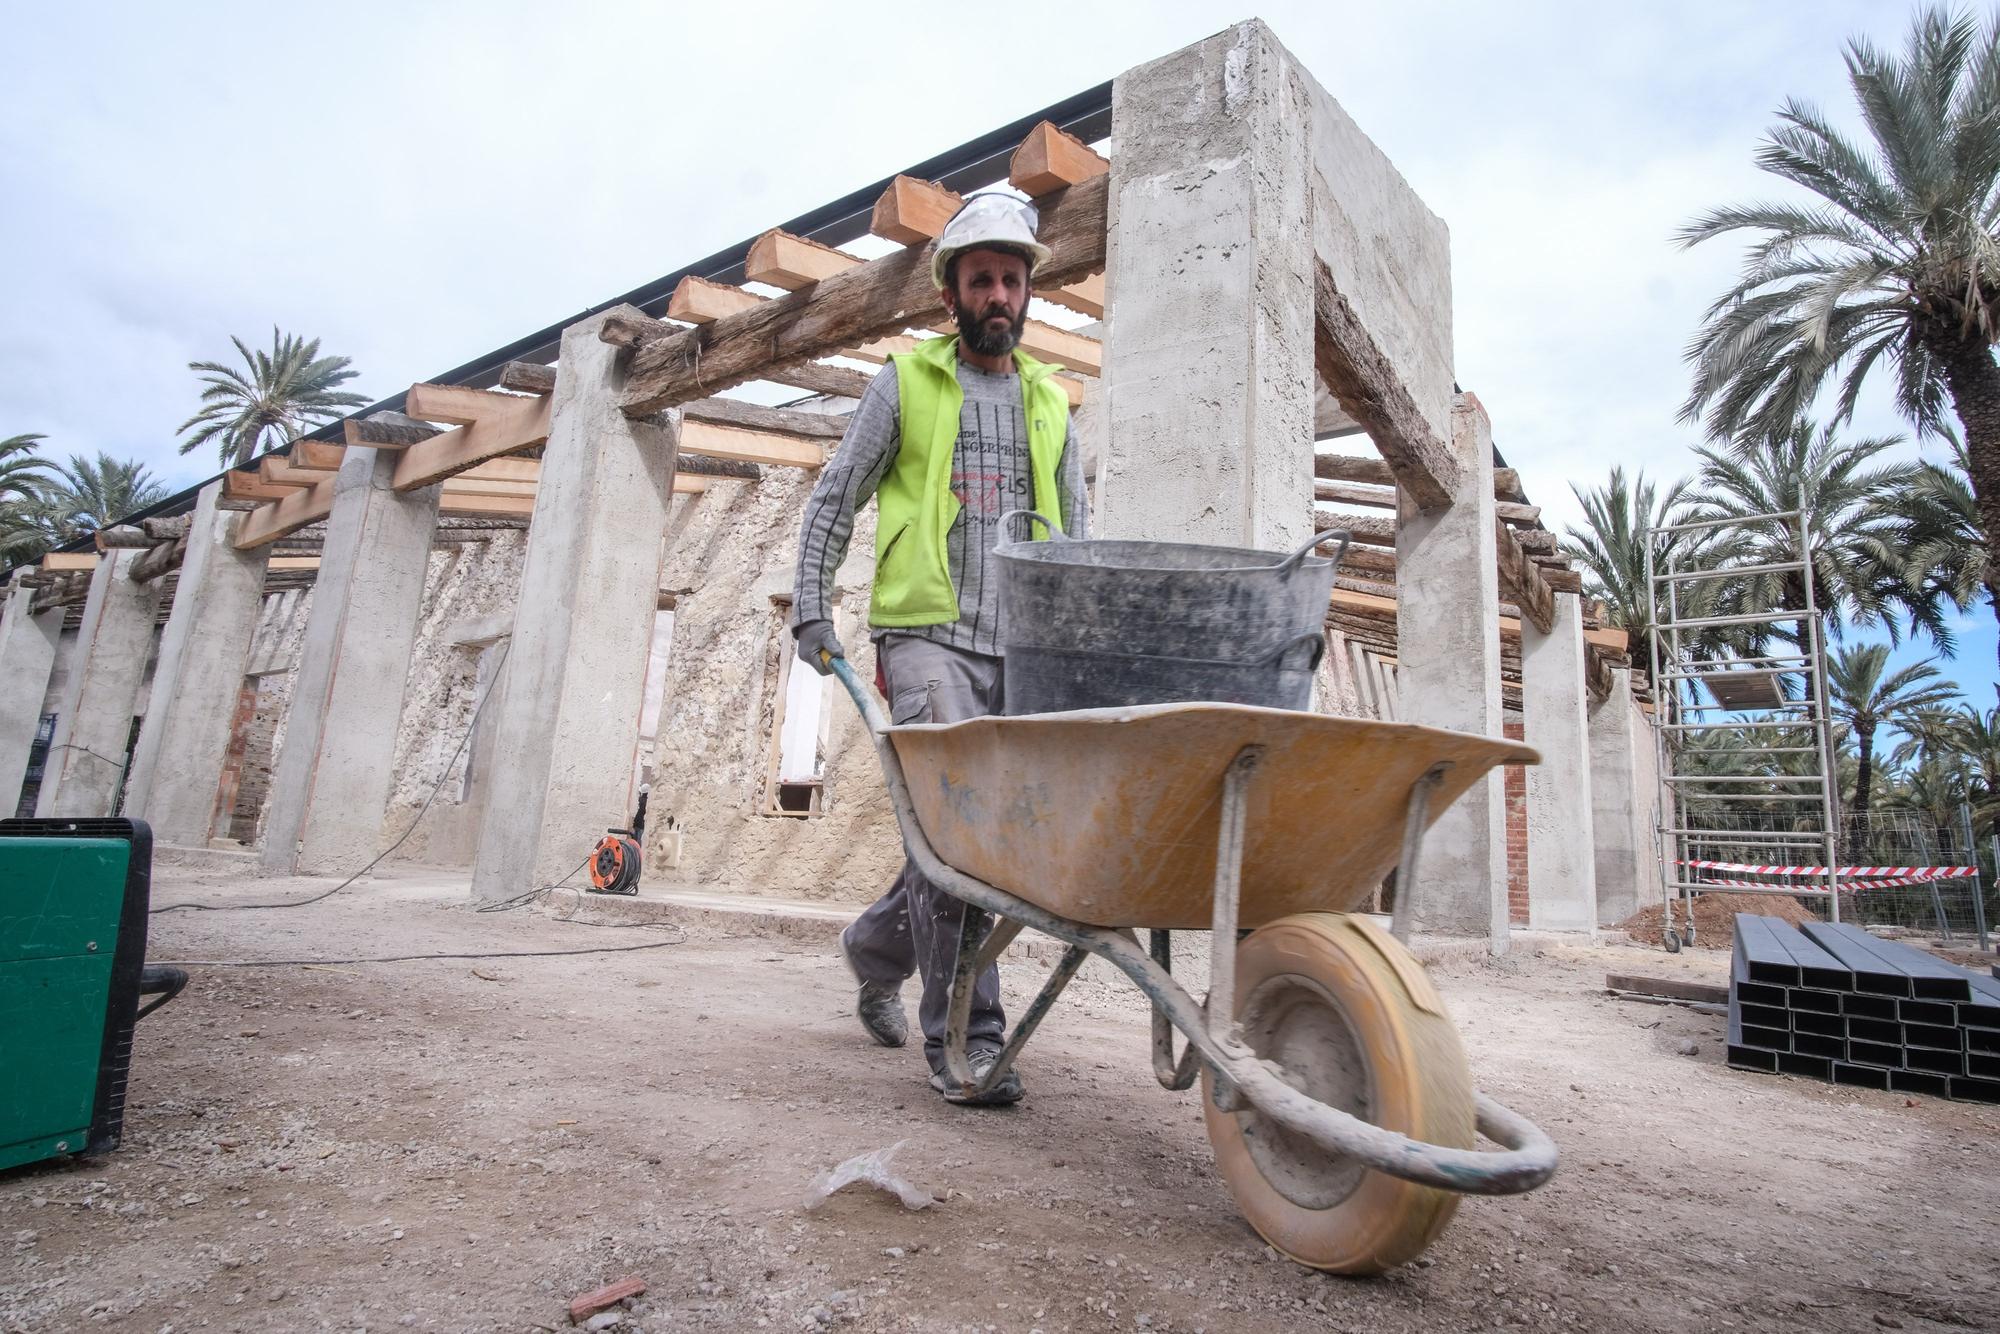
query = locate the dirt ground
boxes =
[5,861,1997,1334]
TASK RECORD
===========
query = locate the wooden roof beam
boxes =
[222,469,306,505]
[498,361,557,394]
[392,388,552,491]
[1008,120,1110,196]
[1312,256,1460,513]
[869,173,1105,320]
[615,173,1104,415]
[1316,452,1524,506]
[744,227,1101,379]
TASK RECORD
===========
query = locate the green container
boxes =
[0,819,163,1172]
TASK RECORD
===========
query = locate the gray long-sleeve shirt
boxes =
[791,358,1089,657]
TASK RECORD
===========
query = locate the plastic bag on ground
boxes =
[806,1139,937,1211]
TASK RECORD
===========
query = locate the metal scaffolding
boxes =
[1646,509,1842,949]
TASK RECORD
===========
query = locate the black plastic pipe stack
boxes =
[1726,913,2000,1101]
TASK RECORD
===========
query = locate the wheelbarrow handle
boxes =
[826,652,889,736]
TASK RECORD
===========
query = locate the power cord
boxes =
[154,640,514,914]
[154,934,687,968]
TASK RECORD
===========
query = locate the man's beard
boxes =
[956,300,1026,357]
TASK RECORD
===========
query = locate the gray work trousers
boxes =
[842,634,1006,1075]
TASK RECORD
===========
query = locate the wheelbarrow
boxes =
[825,655,1558,1273]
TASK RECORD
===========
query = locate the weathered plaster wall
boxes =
[638,471,904,902]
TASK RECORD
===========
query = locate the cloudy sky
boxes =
[2,0,1991,693]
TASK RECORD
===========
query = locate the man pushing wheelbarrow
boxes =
[788,190,1557,1272]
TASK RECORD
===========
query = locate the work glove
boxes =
[794,618,844,676]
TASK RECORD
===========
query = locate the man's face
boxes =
[945,248,1031,357]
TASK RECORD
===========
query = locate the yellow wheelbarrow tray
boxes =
[826,655,1559,1272]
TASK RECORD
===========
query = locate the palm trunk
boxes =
[1853,722,1875,852]
[231,430,256,469]
[1930,331,2000,672]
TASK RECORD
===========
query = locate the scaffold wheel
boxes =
[1663,928,1682,954]
[1202,912,1474,1274]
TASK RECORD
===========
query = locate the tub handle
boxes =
[1264,631,1327,672]
[1001,509,1065,544]
[1278,528,1351,576]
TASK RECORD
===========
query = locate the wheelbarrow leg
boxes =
[941,908,1093,1098]
[1150,930,1199,1091]
[1389,762,1451,943]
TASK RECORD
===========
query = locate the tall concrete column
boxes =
[259,448,439,874]
[36,550,163,817]
[1522,591,1597,934]
[471,308,679,902]
[122,483,272,846]
[1591,667,1659,926]
[1396,395,1507,950]
[1095,20,1315,549]
[0,581,64,811]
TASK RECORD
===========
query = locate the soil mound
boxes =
[1619,891,1816,949]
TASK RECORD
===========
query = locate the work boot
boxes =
[841,934,908,1048]
[929,1048,1024,1106]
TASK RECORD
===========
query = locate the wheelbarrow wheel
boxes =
[1202,912,1474,1274]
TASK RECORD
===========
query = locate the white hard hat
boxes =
[930,192,1050,289]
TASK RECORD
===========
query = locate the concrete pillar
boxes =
[122,483,272,846]
[36,550,163,817]
[0,581,63,811]
[259,448,439,874]
[471,308,679,902]
[1095,20,1315,549]
[1396,395,1507,950]
[1523,592,1597,933]
[1591,667,1661,926]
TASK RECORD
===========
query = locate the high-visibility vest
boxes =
[868,334,1070,628]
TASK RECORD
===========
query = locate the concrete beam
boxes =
[35,550,163,817]
[1096,20,1315,549]
[1590,667,1661,927]
[472,307,679,902]
[122,483,273,847]
[1395,394,1507,950]
[0,582,63,813]
[259,447,441,874]
[1522,591,1597,934]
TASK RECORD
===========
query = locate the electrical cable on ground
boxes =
[155,934,688,968]
[153,640,514,915]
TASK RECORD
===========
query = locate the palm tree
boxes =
[178,328,367,468]
[35,454,171,542]
[1679,7,2000,666]
[1827,643,1961,824]
[1875,434,1989,631]
[0,433,53,503]
[1561,467,1747,692]
[1689,422,1940,651]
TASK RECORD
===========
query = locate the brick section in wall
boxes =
[228,677,285,844]
[1504,715,1528,925]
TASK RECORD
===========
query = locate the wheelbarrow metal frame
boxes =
[828,655,1558,1197]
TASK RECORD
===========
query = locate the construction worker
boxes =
[789,191,1089,1106]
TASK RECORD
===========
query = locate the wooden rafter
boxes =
[1311,256,1460,513]
[745,224,1101,380]
[392,389,552,491]
[1008,120,1110,196]
[617,173,1107,414]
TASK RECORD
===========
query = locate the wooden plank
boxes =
[867,174,1106,318]
[1496,500,1543,525]
[1314,479,1396,510]
[268,556,321,572]
[748,228,1104,376]
[405,383,540,428]
[259,453,326,487]
[668,275,765,324]
[1316,451,1524,504]
[42,552,98,573]
[438,490,536,518]
[293,440,346,472]
[1009,120,1109,196]
[682,397,849,439]
[1605,973,1730,1005]
[1313,256,1459,513]
[233,476,336,550]
[391,392,552,492]
[871,175,960,246]
[344,415,438,449]
[681,420,823,469]
[223,469,303,504]
[1495,516,1555,635]
[497,361,557,394]
[620,173,1105,414]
